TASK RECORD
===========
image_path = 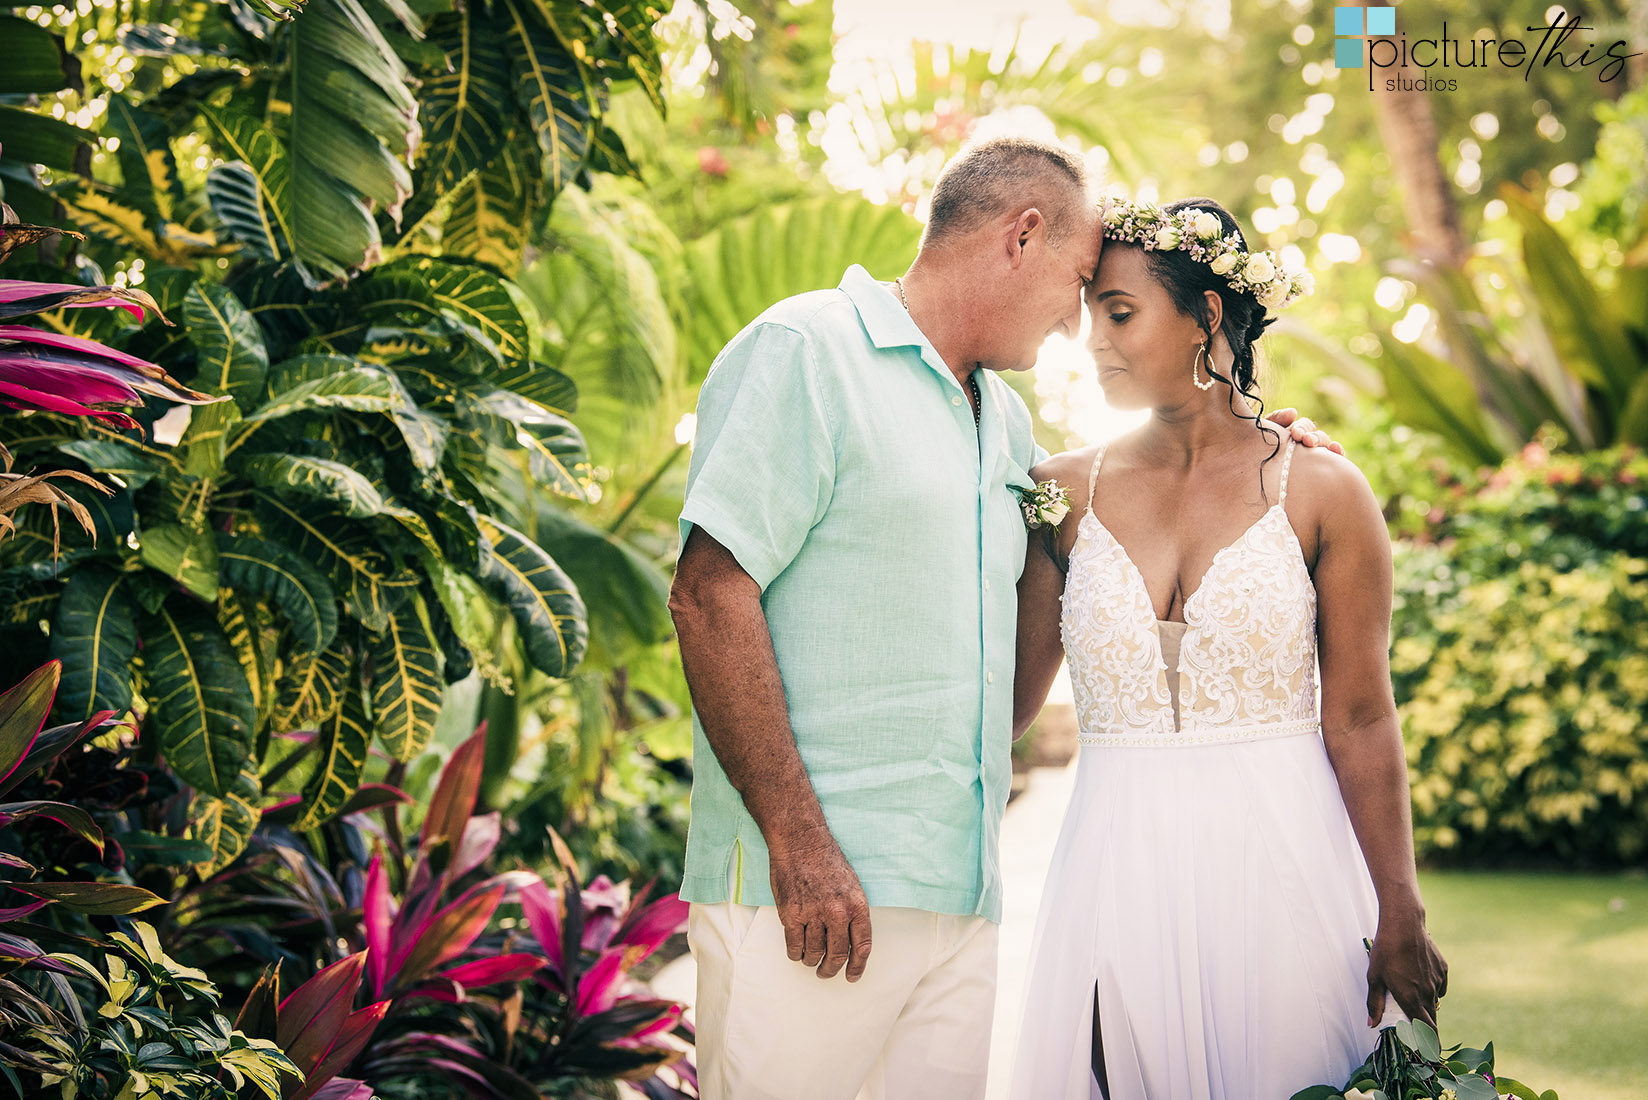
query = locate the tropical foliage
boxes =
[1392,438,1648,865]
[1367,186,1648,465]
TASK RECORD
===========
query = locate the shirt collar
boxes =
[838,264,961,386]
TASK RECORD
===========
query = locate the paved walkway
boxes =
[648,754,1080,1099]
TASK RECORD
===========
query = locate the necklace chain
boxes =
[896,277,981,432]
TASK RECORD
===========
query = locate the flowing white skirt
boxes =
[1008,732,1390,1100]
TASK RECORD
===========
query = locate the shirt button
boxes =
[983,578,991,592]
[987,672,995,684]
[951,395,964,406]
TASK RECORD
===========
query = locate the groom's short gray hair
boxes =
[924,137,1090,251]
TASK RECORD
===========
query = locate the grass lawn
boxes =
[1418,870,1648,1100]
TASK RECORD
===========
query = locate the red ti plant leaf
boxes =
[10,882,162,915]
[235,962,282,1042]
[0,279,166,323]
[308,1081,374,1100]
[580,874,626,952]
[448,811,500,883]
[276,952,369,1078]
[418,956,547,1009]
[0,661,59,787]
[363,855,395,999]
[616,893,690,963]
[575,948,627,1016]
[0,709,120,799]
[419,723,486,857]
[519,877,563,978]
[386,880,505,997]
[0,801,103,854]
[0,898,50,922]
[289,1000,390,1100]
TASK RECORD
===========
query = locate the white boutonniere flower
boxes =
[1019,479,1071,530]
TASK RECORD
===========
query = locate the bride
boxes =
[1009,197,1447,1100]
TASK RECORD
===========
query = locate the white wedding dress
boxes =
[1010,439,1390,1100]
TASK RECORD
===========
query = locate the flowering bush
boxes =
[1391,436,1648,864]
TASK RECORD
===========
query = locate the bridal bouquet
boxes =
[1289,1019,1558,1100]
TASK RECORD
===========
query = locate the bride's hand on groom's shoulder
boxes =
[1366,910,1449,1030]
[769,831,874,983]
[1264,407,1347,456]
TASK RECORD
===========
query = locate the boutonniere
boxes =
[1019,479,1070,530]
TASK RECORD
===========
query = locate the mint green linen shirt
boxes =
[677,264,1047,922]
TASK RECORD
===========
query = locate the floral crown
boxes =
[1098,197,1314,311]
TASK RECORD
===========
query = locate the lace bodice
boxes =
[1061,439,1320,748]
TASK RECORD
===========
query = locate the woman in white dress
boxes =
[1009,197,1447,1100]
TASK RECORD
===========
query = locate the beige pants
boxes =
[688,902,998,1100]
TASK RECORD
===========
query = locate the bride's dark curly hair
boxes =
[1132,196,1282,494]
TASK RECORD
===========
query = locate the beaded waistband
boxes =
[1077,716,1321,749]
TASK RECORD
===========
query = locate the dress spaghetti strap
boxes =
[1085,443,1109,518]
[1278,437,1298,505]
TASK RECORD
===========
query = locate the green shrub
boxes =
[1391,436,1648,865]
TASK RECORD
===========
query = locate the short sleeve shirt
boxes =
[678,265,1048,922]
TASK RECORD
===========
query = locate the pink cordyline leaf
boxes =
[0,338,220,404]
[0,898,50,922]
[276,952,368,1076]
[575,948,628,1016]
[580,874,627,952]
[419,724,486,855]
[0,325,174,372]
[519,878,563,975]
[615,1002,683,1048]
[387,881,506,996]
[0,361,137,405]
[0,379,138,423]
[308,1080,374,1100]
[363,857,394,1000]
[448,811,500,883]
[289,1000,390,1100]
[617,893,690,962]
[0,661,59,788]
[0,279,164,323]
[436,952,546,989]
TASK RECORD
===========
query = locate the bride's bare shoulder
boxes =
[1283,443,1382,528]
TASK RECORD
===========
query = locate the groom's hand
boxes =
[770,831,873,982]
[1265,407,1346,455]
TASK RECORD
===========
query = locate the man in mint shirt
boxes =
[670,137,1096,1100]
[670,139,1313,1099]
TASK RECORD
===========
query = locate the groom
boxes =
[670,137,1322,1100]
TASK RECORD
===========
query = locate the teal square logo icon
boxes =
[1334,4,1392,68]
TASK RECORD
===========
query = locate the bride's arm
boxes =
[1310,452,1448,1029]
[1013,455,1085,741]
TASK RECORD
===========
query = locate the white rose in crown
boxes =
[1154,225,1181,250]
[1102,202,1127,228]
[1257,279,1290,309]
[1242,253,1276,284]
[1193,211,1221,240]
[1210,252,1240,276]
[1019,479,1071,530]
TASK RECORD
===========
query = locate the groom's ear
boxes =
[1008,208,1045,264]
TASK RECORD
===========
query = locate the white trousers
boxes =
[688,902,999,1100]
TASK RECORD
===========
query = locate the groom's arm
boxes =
[670,527,873,984]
